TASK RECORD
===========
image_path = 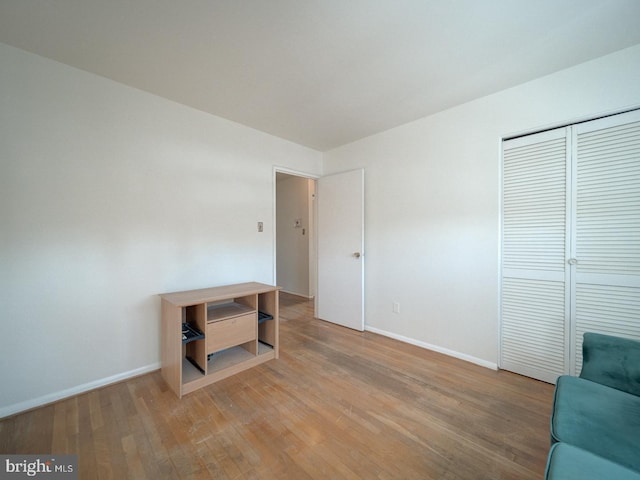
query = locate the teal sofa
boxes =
[546,333,640,479]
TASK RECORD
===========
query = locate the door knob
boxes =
[352,252,361,258]
[568,258,578,265]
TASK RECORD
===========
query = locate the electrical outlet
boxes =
[393,302,400,314]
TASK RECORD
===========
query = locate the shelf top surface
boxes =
[160,282,280,306]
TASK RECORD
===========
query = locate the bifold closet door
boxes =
[501,109,640,384]
[571,110,640,374]
[501,128,571,384]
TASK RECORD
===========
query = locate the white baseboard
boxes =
[365,326,498,371]
[0,362,161,419]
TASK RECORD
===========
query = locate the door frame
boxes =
[273,166,319,309]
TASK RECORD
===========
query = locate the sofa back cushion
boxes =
[580,332,640,396]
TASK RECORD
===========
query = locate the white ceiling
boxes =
[1,1,640,151]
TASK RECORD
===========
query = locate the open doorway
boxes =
[275,172,316,298]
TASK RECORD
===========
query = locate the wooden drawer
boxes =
[207,313,256,354]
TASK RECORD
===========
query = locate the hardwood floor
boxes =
[0,293,554,479]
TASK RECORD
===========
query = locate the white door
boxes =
[501,127,571,383]
[500,109,640,383]
[317,169,364,331]
[571,110,640,374]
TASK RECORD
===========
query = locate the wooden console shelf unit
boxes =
[160,282,280,397]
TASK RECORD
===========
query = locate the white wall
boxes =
[276,175,312,296]
[0,43,322,417]
[323,44,640,368]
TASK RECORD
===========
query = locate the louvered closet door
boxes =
[571,109,640,374]
[501,128,571,384]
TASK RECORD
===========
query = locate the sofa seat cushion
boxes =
[545,443,640,480]
[551,375,640,472]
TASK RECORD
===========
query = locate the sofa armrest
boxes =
[579,332,640,396]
